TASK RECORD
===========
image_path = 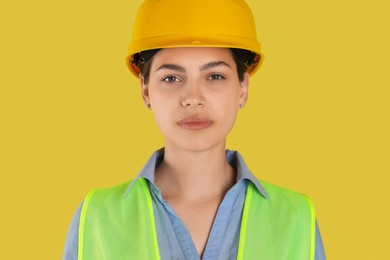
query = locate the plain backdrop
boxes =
[1,0,389,259]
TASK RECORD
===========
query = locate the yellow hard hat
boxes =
[126,0,263,77]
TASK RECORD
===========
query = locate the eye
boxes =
[208,74,225,80]
[162,75,180,83]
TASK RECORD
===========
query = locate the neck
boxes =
[154,143,236,202]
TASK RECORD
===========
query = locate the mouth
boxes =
[177,116,213,131]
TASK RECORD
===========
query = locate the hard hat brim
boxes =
[126,34,263,78]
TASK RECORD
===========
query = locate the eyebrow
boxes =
[156,64,186,73]
[199,61,231,71]
[155,61,231,73]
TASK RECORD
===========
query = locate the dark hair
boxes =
[135,48,257,84]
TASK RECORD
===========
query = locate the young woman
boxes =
[64,0,326,259]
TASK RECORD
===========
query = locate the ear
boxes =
[239,72,249,107]
[140,74,151,108]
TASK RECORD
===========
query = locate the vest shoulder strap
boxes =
[78,178,160,260]
[238,180,316,260]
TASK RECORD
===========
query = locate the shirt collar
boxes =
[126,148,268,198]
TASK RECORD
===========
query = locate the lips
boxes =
[177,116,213,130]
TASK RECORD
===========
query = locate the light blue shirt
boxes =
[63,148,326,259]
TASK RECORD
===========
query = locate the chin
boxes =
[165,133,227,153]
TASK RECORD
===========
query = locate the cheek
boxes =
[149,91,177,131]
[219,87,241,109]
[151,109,172,136]
[149,85,178,106]
[214,91,240,127]
[223,105,239,128]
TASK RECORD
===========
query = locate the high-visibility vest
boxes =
[78,178,315,260]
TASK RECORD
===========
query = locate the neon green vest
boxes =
[78,178,315,260]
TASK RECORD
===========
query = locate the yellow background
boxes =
[1,0,389,259]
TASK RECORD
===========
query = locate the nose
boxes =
[180,81,205,108]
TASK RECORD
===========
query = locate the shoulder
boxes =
[82,178,154,212]
[83,180,133,210]
[256,180,314,214]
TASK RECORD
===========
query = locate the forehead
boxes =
[151,47,235,67]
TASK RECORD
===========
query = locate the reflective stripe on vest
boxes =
[79,178,315,260]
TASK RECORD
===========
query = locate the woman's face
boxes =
[141,47,249,152]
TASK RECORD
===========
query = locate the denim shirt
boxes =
[63,149,326,259]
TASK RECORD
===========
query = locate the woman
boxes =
[64,0,326,259]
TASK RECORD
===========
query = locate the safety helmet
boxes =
[126,0,263,77]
